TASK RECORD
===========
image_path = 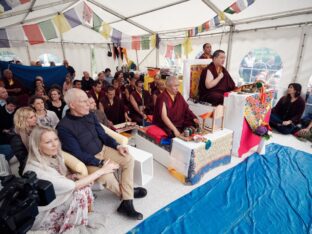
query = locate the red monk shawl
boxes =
[153,90,196,136]
[198,62,235,106]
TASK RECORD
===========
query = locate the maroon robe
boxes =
[198,62,235,106]
[88,89,105,109]
[153,90,197,136]
[148,81,157,95]
[199,53,212,59]
[100,96,126,125]
[129,90,153,125]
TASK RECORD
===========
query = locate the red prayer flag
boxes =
[23,24,45,45]
[132,36,140,50]
[165,44,174,58]
[20,0,30,3]
[83,2,93,23]
[230,2,242,13]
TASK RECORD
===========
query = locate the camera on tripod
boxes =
[0,171,55,234]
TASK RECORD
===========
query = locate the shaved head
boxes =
[166,76,180,95]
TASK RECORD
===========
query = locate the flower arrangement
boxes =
[254,121,272,140]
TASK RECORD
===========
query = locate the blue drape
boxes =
[0,61,67,91]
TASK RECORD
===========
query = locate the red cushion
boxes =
[146,125,168,144]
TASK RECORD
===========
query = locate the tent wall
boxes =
[296,25,312,92]
[228,26,303,98]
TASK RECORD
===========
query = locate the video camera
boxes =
[0,171,55,234]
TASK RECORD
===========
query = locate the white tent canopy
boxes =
[0,0,312,95]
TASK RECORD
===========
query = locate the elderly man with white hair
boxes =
[57,88,146,220]
[153,76,199,137]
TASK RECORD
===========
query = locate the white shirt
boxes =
[307,74,312,93]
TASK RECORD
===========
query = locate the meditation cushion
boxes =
[146,125,168,144]
[62,151,88,176]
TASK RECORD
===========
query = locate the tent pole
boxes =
[293,26,307,82]
[138,48,155,67]
[135,50,139,70]
[60,32,66,60]
[26,42,31,64]
[156,47,159,67]
[225,25,234,70]
[87,0,155,34]
[0,0,76,20]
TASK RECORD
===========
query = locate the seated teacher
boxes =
[153,76,199,137]
[198,50,236,106]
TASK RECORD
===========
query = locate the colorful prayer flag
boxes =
[100,22,111,39]
[236,0,247,12]
[39,20,57,40]
[141,35,150,50]
[198,25,203,34]
[194,27,198,36]
[150,34,156,48]
[92,13,102,32]
[165,44,174,58]
[0,29,10,48]
[174,44,182,58]
[23,24,45,45]
[213,15,220,26]
[64,8,81,28]
[19,0,30,3]
[53,14,71,33]
[0,1,12,11]
[183,37,192,56]
[247,0,255,6]
[202,21,210,32]
[132,36,140,50]
[112,28,122,44]
[6,26,25,47]
[83,2,92,23]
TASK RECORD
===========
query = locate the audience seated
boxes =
[2,69,28,106]
[129,79,153,125]
[57,88,146,220]
[148,74,160,95]
[112,78,123,100]
[81,71,94,92]
[97,71,110,90]
[47,88,66,120]
[198,50,235,105]
[34,86,49,101]
[0,97,17,160]
[125,76,136,104]
[104,68,113,85]
[88,96,113,128]
[63,73,73,94]
[0,87,8,106]
[10,107,37,175]
[152,79,166,106]
[73,79,82,89]
[29,96,59,128]
[88,80,105,109]
[269,83,305,134]
[33,76,46,93]
[99,86,130,125]
[153,76,199,137]
[24,126,118,233]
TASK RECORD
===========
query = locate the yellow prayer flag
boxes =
[198,25,203,33]
[53,14,71,33]
[219,12,226,23]
[100,22,111,39]
[150,34,156,48]
[183,37,193,56]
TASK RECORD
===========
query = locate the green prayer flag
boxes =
[174,44,182,58]
[141,35,150,50]
[39,20,57,40]
[93,13,102,32]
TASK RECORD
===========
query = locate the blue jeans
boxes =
[0,144,13,161]
[269,113,296,135]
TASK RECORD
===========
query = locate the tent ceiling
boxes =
[0,0,311,38]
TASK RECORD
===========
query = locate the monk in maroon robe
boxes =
[198,50,235,106]
[99,86,130,125]
[153,76,199,137]
[198,43,212,59]
[88,80,105,109]
[152,79,166,106]
[148,74,161,95]
[129,80,153,125]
